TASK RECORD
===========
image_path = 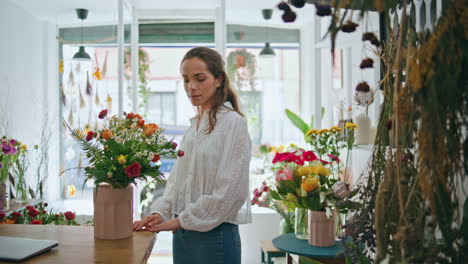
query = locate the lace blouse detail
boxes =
[150,102,252,232]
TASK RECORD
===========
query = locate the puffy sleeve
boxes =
[178,115,252,232]
[150,159,179,222]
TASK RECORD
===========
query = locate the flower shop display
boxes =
[70,109,182,239]
[0,202,81,226]
[269,123,358,246]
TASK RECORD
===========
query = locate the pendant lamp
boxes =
[260,9,275,57]
[73,8,91,61]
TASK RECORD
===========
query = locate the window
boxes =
[146,92,176,126]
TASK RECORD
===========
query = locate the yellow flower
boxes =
[68,185,76,197]
[20,144,27,151]
[316,164,330,177]
[117,155,127,165]
[296,166,318,177]
[59,60,64,73]
[306,129,319,136]
[330,126,342,133]
[289,143,298,148]
[345,122,358,129]
[319,129,330,134]
[277,145,285,153]
[301,176,319,192]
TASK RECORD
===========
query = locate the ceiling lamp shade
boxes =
[260,9,275,58]
[73,8,91,61]
[260,42,275,57]
[73,46,91,61]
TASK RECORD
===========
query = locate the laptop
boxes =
[0,236,59,262]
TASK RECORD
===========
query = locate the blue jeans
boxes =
[173,222,241,264]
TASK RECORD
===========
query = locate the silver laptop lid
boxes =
[0,236,59,262]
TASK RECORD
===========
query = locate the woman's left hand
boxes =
[146,217,182,233]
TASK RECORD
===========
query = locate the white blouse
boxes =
[150,102,252,232]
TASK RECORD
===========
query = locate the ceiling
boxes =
[9,0,316,28]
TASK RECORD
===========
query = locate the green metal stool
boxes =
[260,240,286,264]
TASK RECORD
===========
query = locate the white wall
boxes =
[0,0,60,201]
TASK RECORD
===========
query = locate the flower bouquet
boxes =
[0,137,21,211]
[69,109,183,239]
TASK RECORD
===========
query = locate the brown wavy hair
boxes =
[182,47,244,133]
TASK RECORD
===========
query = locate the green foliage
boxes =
[285,109,309,134]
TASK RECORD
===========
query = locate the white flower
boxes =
[332,181,350,199]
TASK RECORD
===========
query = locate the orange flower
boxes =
[68,184,77,197]
[127,113,135,119]
[143,123,158,137]
[5,219,16,224]
[135,114,143,120]
[101,129,113,140]
[137,119,145,127]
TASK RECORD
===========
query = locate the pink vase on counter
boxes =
[94,184,133,239]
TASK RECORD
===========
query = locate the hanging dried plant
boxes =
[95,92,100,106]
[315,3,331,17]
[67,110,74,126]
[106,94,113,111]
[79,89,86,109]
[102,50,109,78]
[282,10,297,23]
[290,0,305,8]
[68,67,75,87]
[362,32,380,46]
[85,71,92,96]
[60,84,67,106]
[341,20,358,33]
[360,58,374,68]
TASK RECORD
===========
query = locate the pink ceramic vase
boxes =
[308,210,336,247]
[94,184,133,239]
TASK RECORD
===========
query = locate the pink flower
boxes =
[171,142,178,150]
[327,154,341,163]
[253,188,261,198]
[275,166,294,183]
[303,151,318,162]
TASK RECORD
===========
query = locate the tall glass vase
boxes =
[15,177,28,202]
[0,180,9,212]
[294,208,308,239]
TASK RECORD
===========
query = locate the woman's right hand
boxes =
[133,213,163,231]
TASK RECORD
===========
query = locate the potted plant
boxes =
[70,109,183,239]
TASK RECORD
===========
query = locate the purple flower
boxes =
[2,144,17,155]
[9,139,16,145]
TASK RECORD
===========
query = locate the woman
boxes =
[133,47,252,264]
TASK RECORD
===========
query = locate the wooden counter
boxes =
[0,225,156,264]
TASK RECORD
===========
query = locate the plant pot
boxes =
[308,210,336,247]
[94,184,133,239]
[294,208,308,240]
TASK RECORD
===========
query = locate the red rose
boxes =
[171,142,178,150]
[64,211,76,221]
[125,162,142,178]
[31,219,43,225]
[28,208,39,217]
[98,109,108,119]
[86,131,95,141]
[44,203,48,207]
[26,205,33,210]
[0,212,5,220]
[11,212,22,218]
[177,150,184,157]
[152,154,160,162]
